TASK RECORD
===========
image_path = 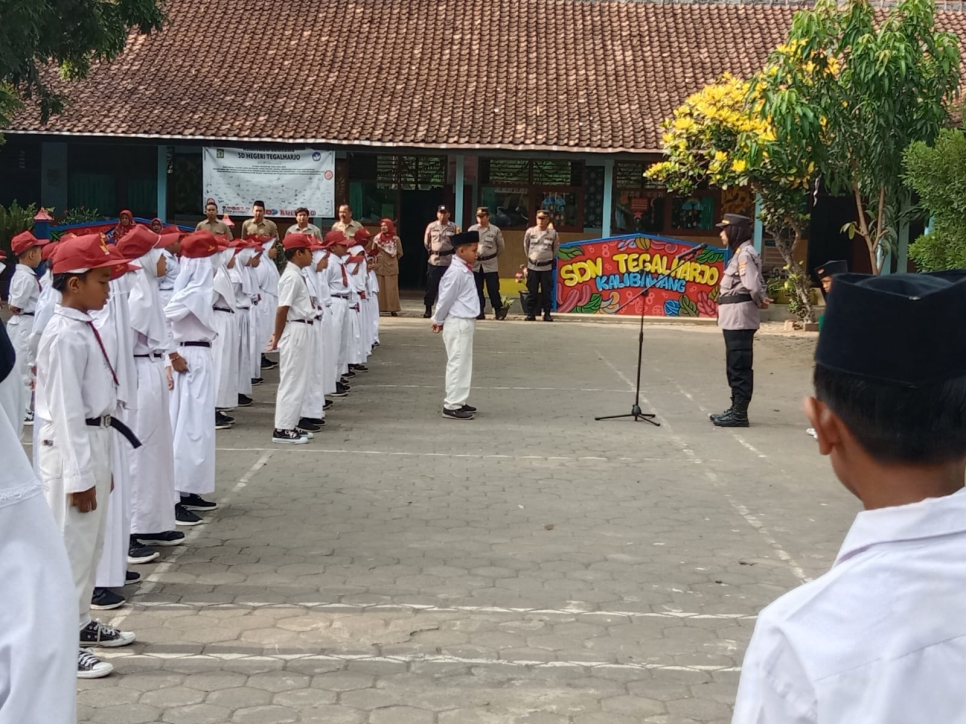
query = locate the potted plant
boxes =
[515,266,530,314]
[496,296,513,320]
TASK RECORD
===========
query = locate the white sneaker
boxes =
[77,649,114,679]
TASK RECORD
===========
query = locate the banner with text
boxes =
[555,235,727,317]
[202,147,335,218]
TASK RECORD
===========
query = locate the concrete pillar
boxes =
[753,194,764,254]
[157,146,169,222]
[602,159,614,238]
[455,154,465,230]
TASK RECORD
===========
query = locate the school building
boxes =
[3,0,965,285]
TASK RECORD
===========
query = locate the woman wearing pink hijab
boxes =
[372,219,402,316]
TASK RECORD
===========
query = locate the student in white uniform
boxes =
[6,230,49,425]
[122,226,185,555]
[322,231,352,398]
[253,235,280,372]
[157,236,181,308]
[270,234,316,444]
[247,247,266,384]
[298,237,329,432]
[35,233,138,679]
[366,242,381,347]
[28,240,63,470]
[431,231,480,421]
[346,229,370,372]
[0,320,79,713]
[165,230,219,519]
[229,242,255,408]
[211,238,239,430]
[732,272,966,724]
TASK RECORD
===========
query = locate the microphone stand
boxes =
[595,243,708,425]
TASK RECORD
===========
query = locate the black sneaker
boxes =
[237,394,253,407]
[331,384,349,398]
[273,429,309,445]
[126,571,141,583]
[423,307,433,318]
[218,411,236,423]
[298,418,322,431]
[134,530,185,547]
[80,620,135,648]
[251,377,264,386]
[543,313,554,322]
[180,494,217,511]
[525,315,536,321]
[215,411,234,430]
[350,364,368,372]
[91,588,126,610]
[323,400,333,410]
[461,404,477,413]
[442,408,475,421]
[175,504,203,527]
[127,541,159,565]
[260,355,278,370]
[476,313,486,320]
[78,649,113,679]
[343,370,356,379]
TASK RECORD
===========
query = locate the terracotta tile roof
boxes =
[5,0,965,153]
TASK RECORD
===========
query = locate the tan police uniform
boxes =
[240,218,279,241]
[522,225,560,318]
[423,220,457,312]
[195,219,234,240]
[331,220,363,241]
[285,223,323,241]
[468,222,505,317]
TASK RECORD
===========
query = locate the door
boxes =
[398,189,444,289]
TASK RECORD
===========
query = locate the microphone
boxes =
[674,243,707,260]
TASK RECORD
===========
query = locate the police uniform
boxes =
[240,218,279,242]
[331,219,363,241]
[195,218,234,240]
[469,209,506,319]
[523,222,560,320]
[423,208,457,316]
[711,214,766,427]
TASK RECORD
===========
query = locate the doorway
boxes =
[398,189,444,289]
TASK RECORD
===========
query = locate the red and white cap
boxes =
[179,230,220,259]
[11,231,50,256]
[116,224,177,259]
[282,234,315,251]
[51,234,126,274]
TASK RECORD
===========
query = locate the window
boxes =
[479,158,585,231]
[671,194,715,231]
[348,154,447,224]
[613,162,665,235]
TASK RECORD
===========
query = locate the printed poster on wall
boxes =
[202,147,335,218]
[555,235,727,317]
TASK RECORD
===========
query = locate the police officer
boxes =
[523,210,560,321]
[710,214,768,428]
[196,200,234,239]
[469,207,506,320]
[423,205,457,318]
[240,200,280,241]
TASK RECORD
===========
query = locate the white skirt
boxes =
[348,300,365,365]
[169,345,215,496]
[258,293,278,353]
[249,303,262,379]
[235,308,252,395]
[211,309,239,410]
[130,356,177,534]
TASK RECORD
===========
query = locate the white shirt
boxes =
[432,255,480,324]
[35,305,118,494]
[159,250,180,291]
[7,264,40,312]
[325,255,351,296]
[732,489,966,724]
[277,262,314,322]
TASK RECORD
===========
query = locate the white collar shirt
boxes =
[431,254,480,324]
[8,265,40,312]
[35,305,118,494]
[732,489,966,724]
[160,251,180,291]
[325,255,351,296]
[278,262,314,322]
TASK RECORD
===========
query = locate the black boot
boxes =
[709,399,734,423]
[423,305,433,319]
[713,399,749,428]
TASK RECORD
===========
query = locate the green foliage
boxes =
[61,206,103,225]
[557,246,582,261]
[678,295,699,317]
[904,127,966,270]
[573,293,602,314]
[0,200,37,256]
[0,1,167,127]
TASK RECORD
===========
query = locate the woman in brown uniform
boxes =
[373,218,403,316]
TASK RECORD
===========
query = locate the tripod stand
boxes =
[595,243,707,425]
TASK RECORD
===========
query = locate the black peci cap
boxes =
[815,260,848,278]
[451,231,480,247]
[816,273,966,387]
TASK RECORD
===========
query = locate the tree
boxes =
[646,74,817,321]
[903,128,966,271]
[0,0,167,128]
[750,0,960,274]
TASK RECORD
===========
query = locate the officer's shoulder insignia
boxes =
[738,261,748,273]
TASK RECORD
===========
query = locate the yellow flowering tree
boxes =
[647,74,816,321]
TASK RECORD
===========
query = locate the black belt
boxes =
[214,307,234,314]
[529,261,554,270]
[290,319,313,325]
[718,294,754,305]
[438,248,455,256]
[85,415,142,449]
[21,312,35,317]
[182,341,211,348]
[332,294,350,299]
[477,252,498,262]
[134,352,165,359]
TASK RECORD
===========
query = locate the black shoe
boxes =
[343,370,356,379]
[709,405,734,423]
[181,494,217,511]
[78,648,114,679]
[443,408,474,421]
[126,571,141,583]
[135,530,186,547]
[712,407,750,428]
[525,315,536,321]
[80,620,135,648]
[300,417,324,425]
[296,419,321,432]
[543,313,554,322]
[461,404,477,413]
[217,411,235,423]
[175,504,203,527]
[215,411,234,430]
[350,365,368,372]
[476,313,486,320]
[273,429,309,445]
[251,377,264,386]
[261,355,278,370]
[391,312,398,317]
[423,306,433,318]
[127,541,160,565]
[332,384,349,398]
[323,400,333,410]
[91,588,126,610]
[237,394,253,407]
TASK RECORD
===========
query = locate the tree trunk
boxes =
[773,231,815,322]
[853,183,881,274]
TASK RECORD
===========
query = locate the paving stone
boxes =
[206,687,272,709]
[370,706,436,724]
[90,704,161,724]
[311,671,376,692]
[230,704,299,723]
[161,704,233,724]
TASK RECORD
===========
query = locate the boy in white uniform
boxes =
[35,233,138,678]
[298,237,329,432]
[322,231,352,397]
[211,237,239,430]
[6,230,49,425]
[732,272,966,724]
[229,242,256,407]
[431,231,480,421]
[270,234,316,444]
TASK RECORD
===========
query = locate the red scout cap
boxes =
[212,234,231,251]
[246,233,273,244]
[283,233,314,251]
[179,230,220,259]
[323,230,347,248]
[353,228,371,243]
[41,242,59,261]
[51,234,126,274]
[11,231,49,256]
[109,262,139,281]
[117,225,171,259]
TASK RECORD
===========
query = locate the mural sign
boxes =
[555,234,727,318]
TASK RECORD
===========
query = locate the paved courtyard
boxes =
[75,315,857,724]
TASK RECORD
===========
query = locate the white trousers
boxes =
[40,423,113,629]
[235,308,252,396]
[320,310,336,395]
[275,322,313,431]
[442,317,475,410]
[5,316,31,417]
[95,423,133,588]
[130,356,177,534]
[169,345,215,496]
[249,302,262,379]
[300,319,327,420]
[211,309,239,409]
[368,291,380,345]
[326,299,349,385]
[348,301,365,364]
[0,492,77,724]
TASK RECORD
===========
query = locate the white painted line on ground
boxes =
[372,384,628,393]
[125,600,758,620]
[109,451,275,631]
[99,650,740,674]
[211,447,662,463]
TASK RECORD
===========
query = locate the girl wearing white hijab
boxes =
[165,231,219,511]
[211,244,239,419]
[247,250,265,383]
[0,322,82,702]
[229,244,255,403]
[127,237,181,548]
[254,237,279,368]
[299,245,329,426]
